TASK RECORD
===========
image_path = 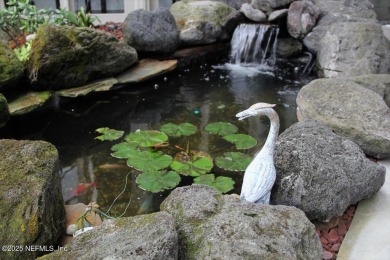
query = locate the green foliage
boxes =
[95,127,124,141]
[54,7,100,28]
[96,121,257,193]
[13,40,31,62]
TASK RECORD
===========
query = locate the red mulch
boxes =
[95,22,124,40]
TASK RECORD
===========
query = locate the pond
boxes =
[0,53,315,217]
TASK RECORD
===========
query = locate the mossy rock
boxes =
[0,41,25,89]
[28,25,138,90]
[0,139,65,259]
[0,93,10,127]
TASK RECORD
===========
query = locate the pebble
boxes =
[327,228,340,243]
[323,250,334,260]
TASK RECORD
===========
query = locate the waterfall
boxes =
[230,24,279,66]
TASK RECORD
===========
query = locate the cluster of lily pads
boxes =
[95,122,257,194]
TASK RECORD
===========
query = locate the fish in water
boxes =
[98,163,127,170]
[71,182,96,196]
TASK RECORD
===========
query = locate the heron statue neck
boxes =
[258,108,279,157]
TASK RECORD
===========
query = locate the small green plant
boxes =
[96,121,257,194]
[13,40,32,62]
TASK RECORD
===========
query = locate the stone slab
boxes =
[57,77,118,98]
[8,91,52,115]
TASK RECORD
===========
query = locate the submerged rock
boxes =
[0,139,65,260]
[28,25,137,90]
[123,8,180,53]
[0,41,25,90]
[161,185,323,259]
[297,78,390,158]
[276,37,303,58]
[0,93,9,127]
[8,91,52,115]
[272,121,386,221]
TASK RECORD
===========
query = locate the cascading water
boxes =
[230,24,279,66]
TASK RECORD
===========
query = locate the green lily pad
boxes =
[193,174,235,193]
[170,151,213,177]
[223,134,257,149]
[136,170,181,193]
[95,127,124,141]
[125,150,172,171]
[160,123,197,137]
[125,130,168,148]
[110,142,138,158]
[215,152,252,171]
[204,122,238,136]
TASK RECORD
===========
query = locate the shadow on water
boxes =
[0,54,315,216]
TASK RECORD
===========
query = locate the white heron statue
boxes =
[236,102,280,204]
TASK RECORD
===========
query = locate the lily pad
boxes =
[223,134,257,149]
[95,128,124,141]
[111,142,138,158]
[125,130,168,148]
[204,122,238,136]
[136,170,181,193]
[215,152,252,171]
[193,174,235,193]
[170,151,213,177]
[160,123,197,137]
[125,150,172,171]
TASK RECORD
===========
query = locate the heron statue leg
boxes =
[255,192,271,204]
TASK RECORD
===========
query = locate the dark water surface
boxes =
[0,55,315,216]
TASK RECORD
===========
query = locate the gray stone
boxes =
[211,0,251,9]
[0,41,25,90]
[39,212,178,259]
[268,8,288,22]
[251,0,294,13]
[296,78,390,158]
[123,8,180,53]
[0,139,65,260]
[8,91,52,116]
[272,121,386,221]
[287,1,319,39]
[0,93,9,127]
[276,37,303,58]
[317,22,390,78]
[28,25,137,90]
[240,3,267,22]
[170,1,235,45]
[161,185,323,260]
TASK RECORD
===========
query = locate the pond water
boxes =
[0,53,315,217]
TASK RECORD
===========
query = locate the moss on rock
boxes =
[0,41,25,89]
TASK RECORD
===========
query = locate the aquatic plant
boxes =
[96,122,257,194]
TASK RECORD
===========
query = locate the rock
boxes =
[272,121,386,221]
[38,212,178,259]
[251,0,294,13]
[57,77,118,98]
[303,0,377,54]
[123,8,180,53]
[0,93,10,127]
[211,0,250,10]
[287,1,319,39]
[323,250,334,260]
[161,185,323,259]
[296,78,390,158]
[0,139,65,260]
[28,25,137,90]
[240,3,267,22]
[8,91,52,115]
[317,22,390,78]
[0,41,25,90]
[268,8,288,22]
[170,1,235,46]
[276,37,303,58]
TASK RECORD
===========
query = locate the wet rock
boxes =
[272,121,386,221]
[240,3,267,22]
[287,1,319,39]
[161,185,323,259]
[39,212,178,259]
[276,37,303,58]
[268,8,288,22]
[170,1,235,45]
[251,0,294,13]
[0,41,25,90]
[123,8,180,53]
[0,93,9,127]
[0,139,65,260]
[210,0,250,10]
[28,25,137,90]
[317,22,390,78]
[57,78,118,98]
[8,91,52,115]
[296,78,390,158]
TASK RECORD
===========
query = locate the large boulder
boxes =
[0,41,25,90]
[123,8,180,53]
[317,22,390,78]
[303,0,377,54]
[170,1,235,46]
[39,212,178,259]
[287,1,319,39]
[0,93,10,127]
[272,121,386,221]
[0,139,65,260]
[251,0,294,13]
[161,185,323,259]
[28,25,137,90]
[296,78,390,158]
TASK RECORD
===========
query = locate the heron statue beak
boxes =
[236,109,256,120]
